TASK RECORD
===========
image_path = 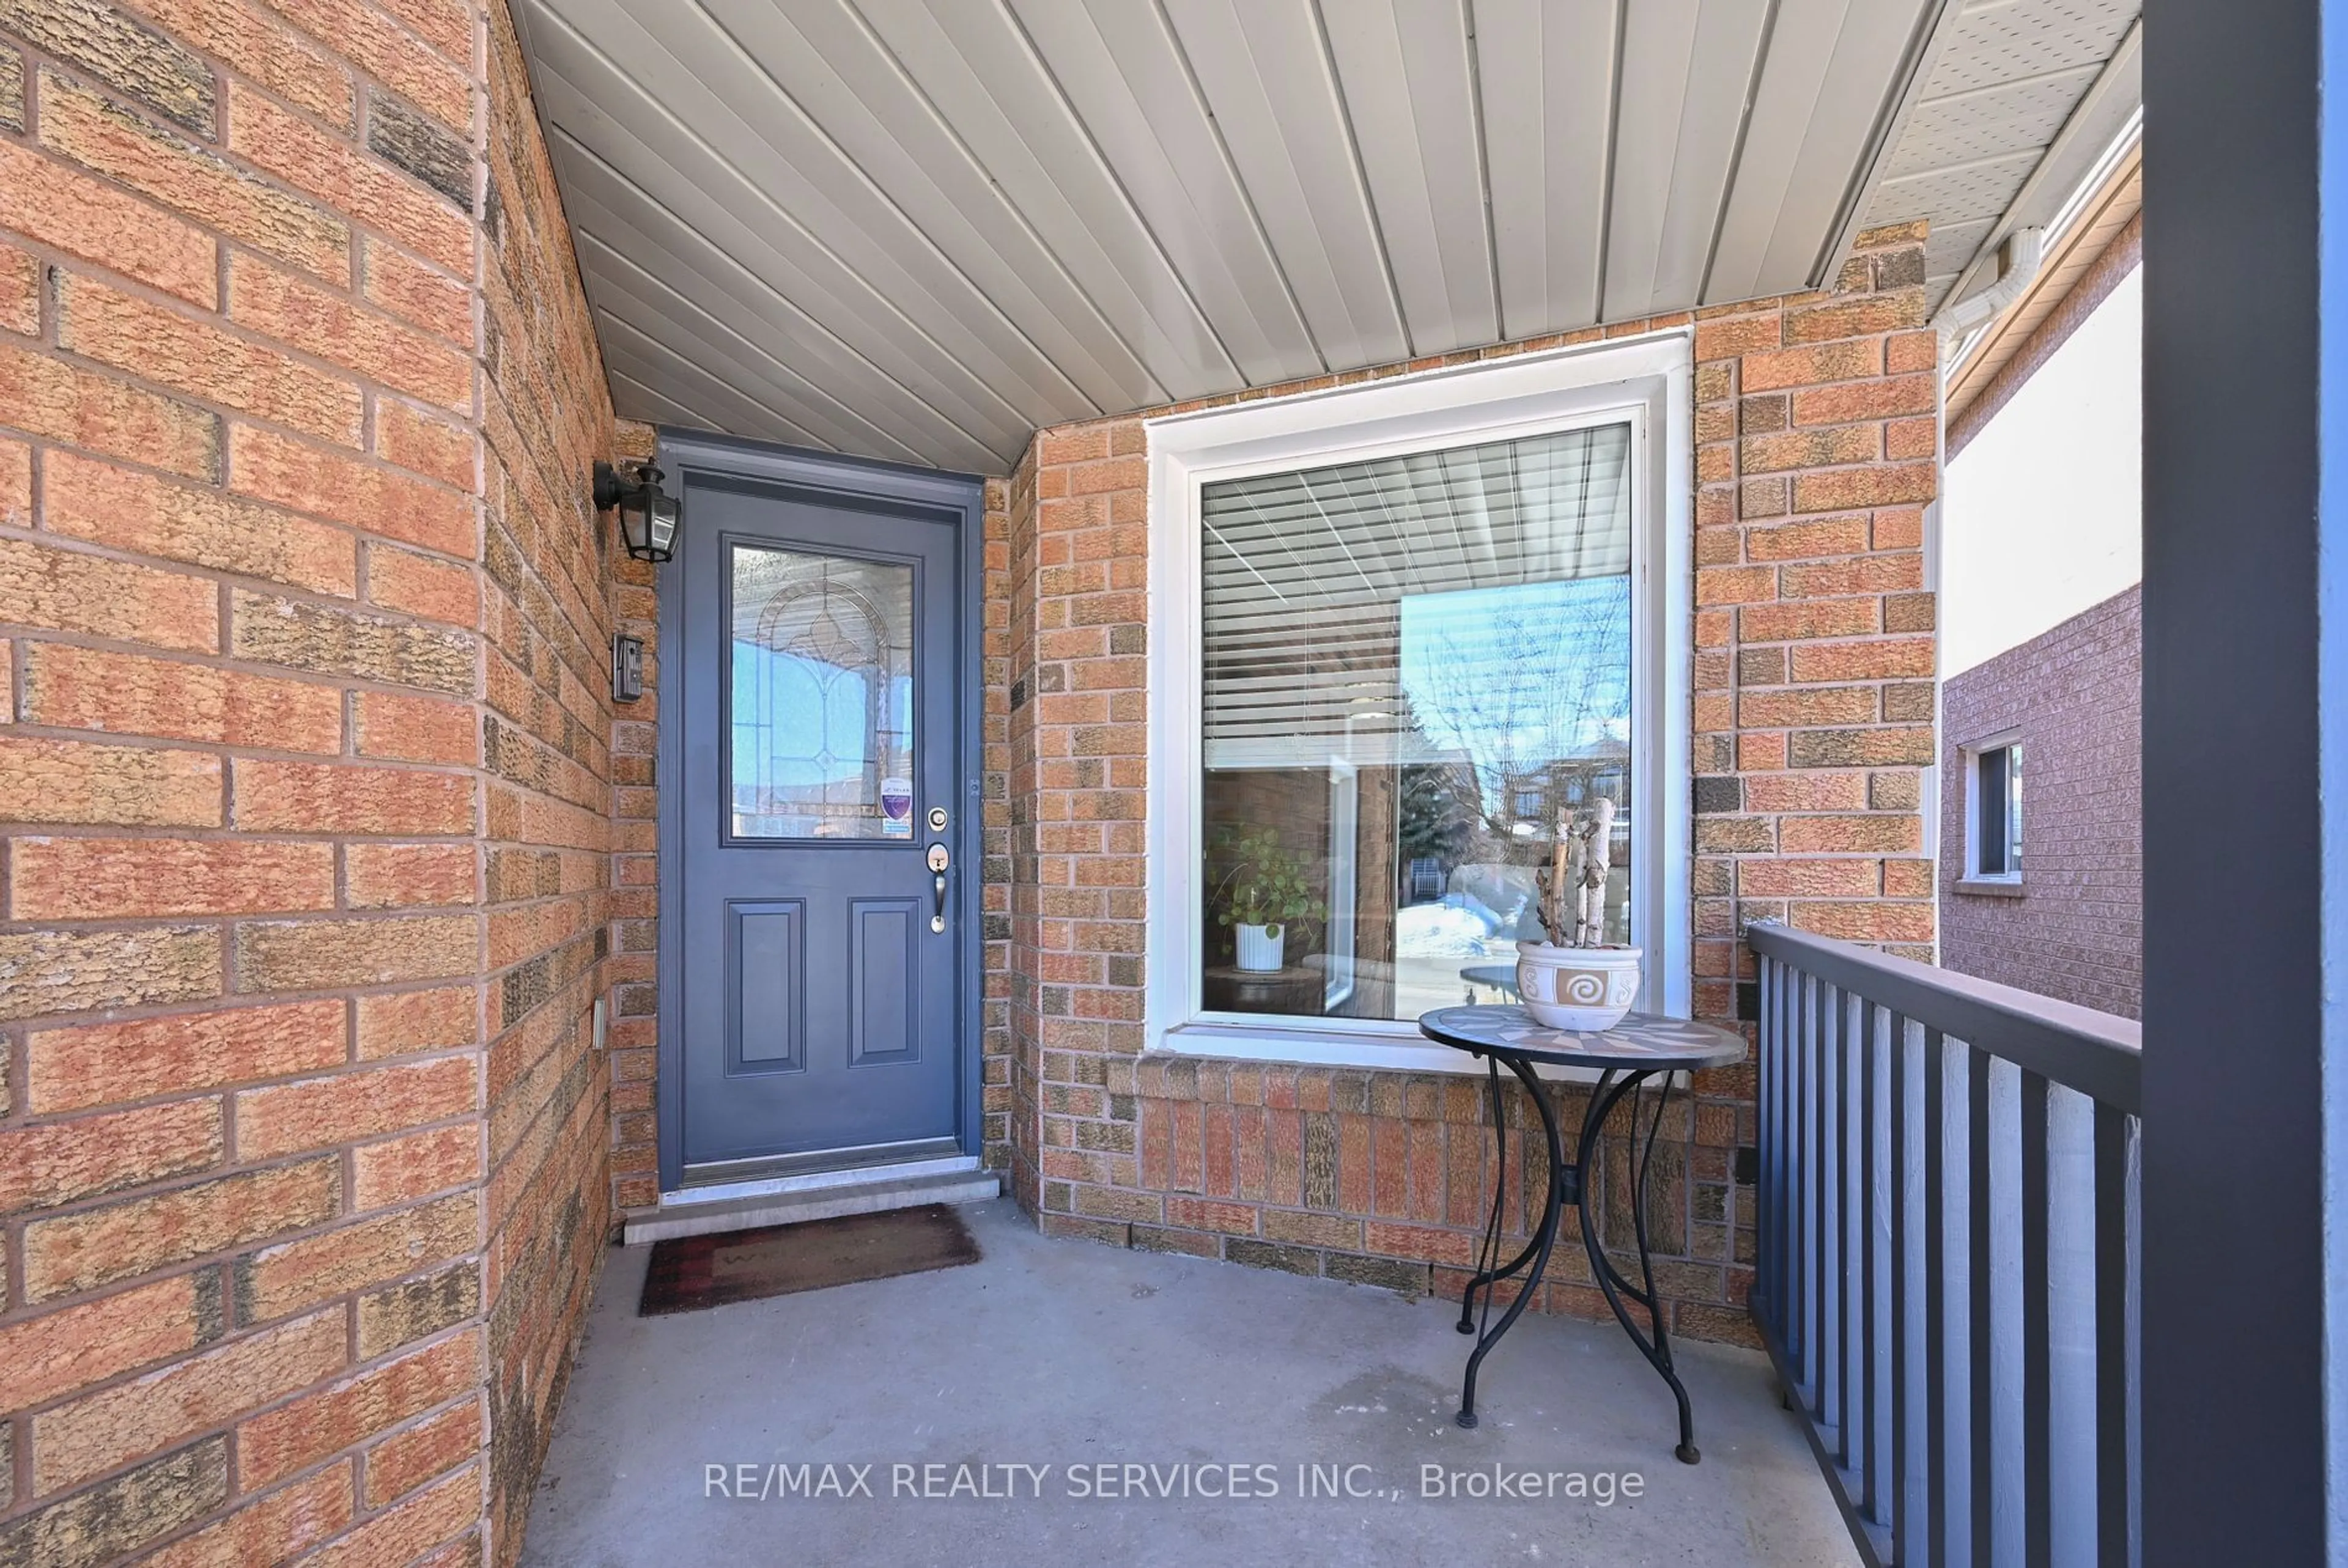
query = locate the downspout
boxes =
[1924,378,1945,962]
[1933,226,2049,355]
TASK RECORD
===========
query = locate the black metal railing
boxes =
[1747,921,2141,1568]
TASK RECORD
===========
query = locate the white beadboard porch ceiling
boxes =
[511,0,2142,473]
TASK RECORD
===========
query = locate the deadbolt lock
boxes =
[928,806,949,831]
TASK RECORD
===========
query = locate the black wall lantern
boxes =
[593,459,679,563]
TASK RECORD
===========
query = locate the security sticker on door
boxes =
[880,777,913,836]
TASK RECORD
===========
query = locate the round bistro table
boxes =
[1416,1004,1747,1463]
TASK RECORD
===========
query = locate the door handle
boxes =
[928,842,949,932]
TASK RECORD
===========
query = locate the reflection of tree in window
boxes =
[1397,735,1472,906]
[1401,577,1630,839]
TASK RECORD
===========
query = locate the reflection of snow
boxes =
[1444,866,1539,937]
[1395,888,1538,960]
[1394,901,1491,957]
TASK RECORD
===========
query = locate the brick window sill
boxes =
[1954,877,2026,899]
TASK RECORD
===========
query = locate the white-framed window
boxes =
[1145,334,1694,1073]
[1963,733,2025,884]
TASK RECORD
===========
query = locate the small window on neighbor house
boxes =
[1971,743,2023,880]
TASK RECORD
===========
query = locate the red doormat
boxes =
[638,1203,981,1316]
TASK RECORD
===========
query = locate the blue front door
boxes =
[673,470,965,1185]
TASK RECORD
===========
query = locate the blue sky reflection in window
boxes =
[728,545,915,839]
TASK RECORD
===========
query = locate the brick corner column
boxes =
[1691,218,1943,1035]
[999,419,1151,1238]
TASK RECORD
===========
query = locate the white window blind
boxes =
[1200,424,1633,769]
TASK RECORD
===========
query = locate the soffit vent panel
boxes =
[1864,0,2141,313]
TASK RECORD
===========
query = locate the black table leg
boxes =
[1459,1052,1510,1333]
[1457,1052,1562,1333]
[1578,1068,1702,1465]
[1455,1055,1563,1429]
[1449,1056,1704,1463]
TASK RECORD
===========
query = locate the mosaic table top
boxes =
[1417,1005,1748,1071]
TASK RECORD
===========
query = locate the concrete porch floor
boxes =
[522,1200,1857,1567]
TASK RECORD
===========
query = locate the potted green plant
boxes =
[1211,826,1325,973]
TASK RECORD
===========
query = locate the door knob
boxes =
[928,842,949,932]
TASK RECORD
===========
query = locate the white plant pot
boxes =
[1235,922,1285,973]
[1515,941,1643,1032]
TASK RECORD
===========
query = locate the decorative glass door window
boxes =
[1198,423,1635,1022]
[727,543,915,839]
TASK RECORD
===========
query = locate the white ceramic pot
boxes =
[1235,922,1286,973]
[1515,941,1643,1031]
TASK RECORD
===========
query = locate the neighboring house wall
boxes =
[993,224,1939,1344]
[1936,202,2144,1015]
[1940,586,2143,1017]
[0,3,618,1564]
[1940,260,2143,680]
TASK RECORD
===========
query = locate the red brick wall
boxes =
[475,5,614,1556]
[998,224,1938,1342]
[978,477,1017,1170]
[1940,585,2142,1017]
[1693,227,1941,973]
[604,418,658,1212]
[0,2,619,1562]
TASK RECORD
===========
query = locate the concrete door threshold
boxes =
[622,1155,1000,1245]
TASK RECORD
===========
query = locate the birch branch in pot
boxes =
[1519,797,1642,1031]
